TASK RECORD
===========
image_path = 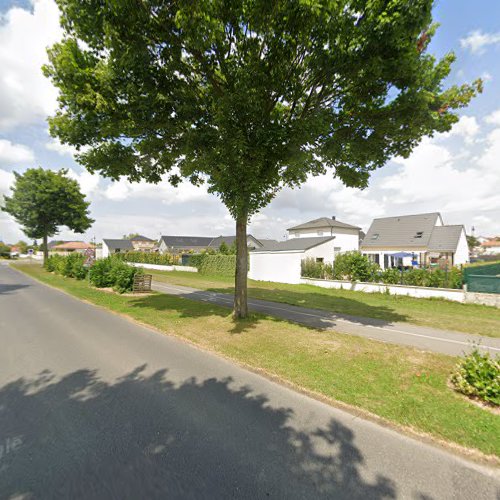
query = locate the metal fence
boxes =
[463,263,500,294]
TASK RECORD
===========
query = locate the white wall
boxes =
[128,262,197,272]
[301,278,465,302]
[249,251,303,284]
[304,239,337,263]
[454,229,470,265]
[102,243,110,258]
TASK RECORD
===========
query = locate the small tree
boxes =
[44,1,480,318]
[1,168,94,262]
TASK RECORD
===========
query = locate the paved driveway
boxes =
[1,265,499,499]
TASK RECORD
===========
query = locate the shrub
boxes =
[332,252,379,282]
[44,253,88,279]
[186,253,206,268]
[450,349,500,406]
[88,258,115,287]
[301,258,325,279]
[110,262,143,293]
[198,255,236,276]
[379,268,401,284]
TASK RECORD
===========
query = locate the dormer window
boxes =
[371,233,379,240]
[414,231,423,238]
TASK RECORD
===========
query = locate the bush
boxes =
[45,253,88,279]
[198,255,236,276]
[88,258,115,288]
[88,257,143,292]
[379,267,401,284]
[450,349,500,406]
[331,252,379,282]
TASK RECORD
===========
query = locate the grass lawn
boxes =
[12,262,500,460]
[148,270,500,338]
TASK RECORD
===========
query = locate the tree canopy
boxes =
[44,0,480,316]
[1,168,94,261]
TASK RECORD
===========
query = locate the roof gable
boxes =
[160,235,213,247]
[361,213,441,249]
[103,239,134,250]
[427,225,464,252]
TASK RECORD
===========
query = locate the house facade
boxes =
[249,237,337,284]
[102,239,134,258]
[361,213,469,269]
[480,238,500,255]
[129,235,157,252]
[51,241,95,255]
[287,216,360,254]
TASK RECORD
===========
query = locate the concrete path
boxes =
[1,265,499,499]
[152,280,500,357]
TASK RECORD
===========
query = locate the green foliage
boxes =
[116,251,179,266]
[380,268,402,284]
[1,168,93,243]
[198,255,236,277]
[88,257,143,292]
[0,243,11,258]
[466,235,479,249]
[186,254,206,269]
[44,2,480,222]
[45,253,88,280]
[300,258,333,280]
[88,258,115,288]
[331,252,379,282]
[450,349,500,406]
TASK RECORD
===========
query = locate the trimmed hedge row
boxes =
[45,254,143,293]
[301,252,464,289]
[116,251,180,266]
[187,254,236,276]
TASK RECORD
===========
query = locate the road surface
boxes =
[1,265,499,499]
[152,280,500,357]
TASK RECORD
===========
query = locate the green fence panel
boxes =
[464,263,500,294]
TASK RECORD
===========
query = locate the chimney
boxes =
[331,215,336,220]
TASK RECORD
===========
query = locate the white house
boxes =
[102,239,134,258]
[361,212,469,269]
[287,216,360,252]
[249,236,337,284]
[480,238,500,255]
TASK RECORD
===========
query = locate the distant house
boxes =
[287,216,360,253]
[158,234,276,254]
[361,212,469,269]
[129,235,157,252]
[102,239,134,258]
[51,241,95,254]
[249,236,336,284]
[480,238,500,255]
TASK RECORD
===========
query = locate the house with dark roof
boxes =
[249,236,337,284]
[129,235,157,252]
[361,213,469,269]
[102,239,134,257]
[158,234,278,254]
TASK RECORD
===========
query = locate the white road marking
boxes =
[153,282,500,353]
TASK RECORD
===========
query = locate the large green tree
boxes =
[1,168,94,262]
[44,0,480,318]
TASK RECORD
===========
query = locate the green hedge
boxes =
[197,254,236,276]
[301,252,464,289]
[116,251,179,265]
[46,254,143,293]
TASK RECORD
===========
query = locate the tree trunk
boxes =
[233,213,248,319]
[43,233,48,264]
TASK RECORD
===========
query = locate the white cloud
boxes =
[441,115,479,144]
[67,169,101,198]
[46,137,79,156]
[485,109,500,126]
[460,30,500,54]
[0,139,35,165]
[0,0,62,131]
[0,168,15,197]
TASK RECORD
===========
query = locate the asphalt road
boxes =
[1,264,499,499]
[152,281,500,357]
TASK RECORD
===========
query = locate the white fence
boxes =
[128,262,198,273]
[300,277,465,302]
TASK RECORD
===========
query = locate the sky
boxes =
[0,0,499,244]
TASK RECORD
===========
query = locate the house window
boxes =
[316,257,324,263]
[371,233,379,240]
[414,231,423,238]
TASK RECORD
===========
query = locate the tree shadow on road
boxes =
[0,284,30,295]
[0,366,398,499]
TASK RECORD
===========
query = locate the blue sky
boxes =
[0,0,499,244]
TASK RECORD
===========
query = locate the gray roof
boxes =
[361,213,442,249]
[427,225,464,252]
[103,239,134,250]
[252,236,335,252]
[208,234,266,248]
[159,235,213,248]
[129,235,155,242]
[288,217,360,231]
